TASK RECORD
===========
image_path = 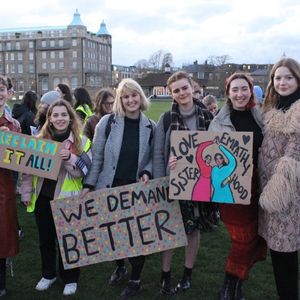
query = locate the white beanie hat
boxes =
[41,91,61,106]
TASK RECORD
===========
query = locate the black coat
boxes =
[12,103,36,135]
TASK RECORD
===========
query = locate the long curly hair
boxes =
[38,100,82,154]
[263,57,300,112]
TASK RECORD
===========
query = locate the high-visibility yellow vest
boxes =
[76,104,93,122]
[27,136,91,212]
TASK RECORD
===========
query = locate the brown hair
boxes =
[167,71,193,92]
[38,100,82,154]
[94,88,114,116]
[225,72,256,110]
[0,75,9,88]
[263,57,300,112]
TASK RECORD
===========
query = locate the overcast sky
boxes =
[0,0,299,67]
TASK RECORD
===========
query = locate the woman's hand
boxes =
[140,174,150,184]
[22,200,31,207]
[80,188,90,199]
[169,155,178,170]
[60,149,71,161]
[0,126,9,131]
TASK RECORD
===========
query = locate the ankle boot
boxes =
[233,279,245,300]
[218,273,238,300]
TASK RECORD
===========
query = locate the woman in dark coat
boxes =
[0,75,20,297]
[12,90,37,135]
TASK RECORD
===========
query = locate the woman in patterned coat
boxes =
[258,57,300,300]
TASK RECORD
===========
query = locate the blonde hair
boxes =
[38,100,82,154]
[113,78,149,116]
[264,57,300,112]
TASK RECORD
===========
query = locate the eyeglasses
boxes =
[103,102,114,107]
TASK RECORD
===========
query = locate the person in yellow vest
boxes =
[21,99,91,296]
[74,87,93,123]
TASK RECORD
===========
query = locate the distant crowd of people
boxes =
[1,56,300,300]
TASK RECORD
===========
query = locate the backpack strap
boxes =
[105,113,115,139]
[163,111,171,133]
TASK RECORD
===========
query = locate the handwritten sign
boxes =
[51,177,187,269]
[0,131,62,180]
[169,131,253,204]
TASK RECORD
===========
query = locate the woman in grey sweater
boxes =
[82,78,155,299]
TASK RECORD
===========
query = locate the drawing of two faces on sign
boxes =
[169,131,253,205]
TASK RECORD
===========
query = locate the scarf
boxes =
[170,98,213,131]
[277,87,300,111]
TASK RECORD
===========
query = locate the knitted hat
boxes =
[253,85,264,103]
[41,91,61,106]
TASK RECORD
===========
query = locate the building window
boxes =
[41,40,46,47]
[29,41,34,48]
[50,40,55,47]
[29,63,34,73]
[197,72,204,79]
[17,53,23,60]
[0,64,3,73]
[72,50,77,58]
[42,52,47,59]
[62,77,68,85]
[42,78,48,91]
[72,61,77,69]
[0,43,2,51]
[53,77,60,87]
[58,39,64,47]
[42,62,47,70]
[6,42,11,50]
[50,51,55,59]
[50,62,55,69]
[18,64,23,73]
[10,64,15,73]
[59,62,64,69]
[16,42,20,50]
[29,52,34,60]
[18,81,24,92]
[71,77,78,89]
[10,53,14,60]
[72,38,77,47]
[209,73,213,80]
[59,51,64,59]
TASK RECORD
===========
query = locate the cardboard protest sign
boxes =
[169,131,253,204]
[0,131,62,180]
[51,177,187,269]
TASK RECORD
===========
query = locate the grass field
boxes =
[6,100,280,300]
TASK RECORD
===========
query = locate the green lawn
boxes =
[6,100,279,300]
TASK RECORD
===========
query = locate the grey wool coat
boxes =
[85,112,155,190]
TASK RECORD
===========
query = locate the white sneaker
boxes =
[63,283,77,296]
[35,277,56,291]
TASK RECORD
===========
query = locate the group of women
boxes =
[1,56,300,300]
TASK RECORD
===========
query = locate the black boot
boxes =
[233,279,245,300]
[119,280,141,299]
[174,276,191,293]
[160,278,175,295]
[218,273,245,300]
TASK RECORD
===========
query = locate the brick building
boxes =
[0,9,112,99]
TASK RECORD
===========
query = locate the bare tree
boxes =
[148,50,164,72]
[161,52,173,69]
[134,59,149,72]
[206,55,232,66]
